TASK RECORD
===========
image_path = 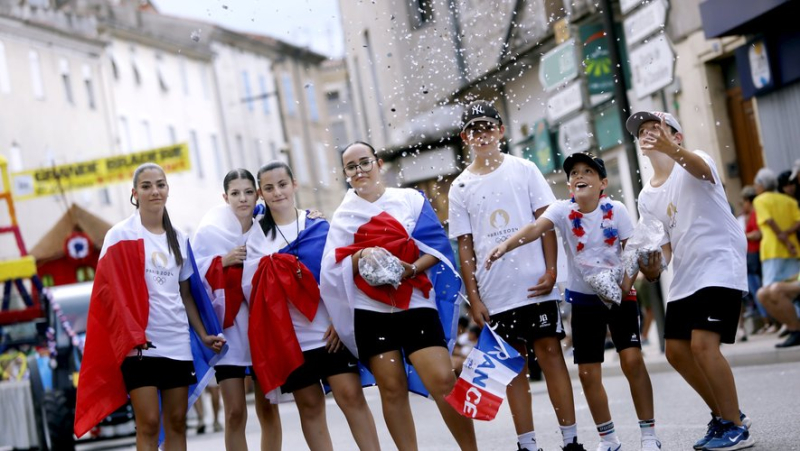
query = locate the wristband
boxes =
[410,264,418,278]
[545,268,556,280]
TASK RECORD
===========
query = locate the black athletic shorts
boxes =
[664,287,742,344]
[354,307,447,361]
[571,299,642,364]
[121,356,197,392]
[490,300,566,346]
[281,346,360,393]
[215,365,254,383]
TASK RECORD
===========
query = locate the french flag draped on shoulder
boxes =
[320,188,462,396]
[192,205,247,329]
[75,212,227,438]
[445,325,525,421]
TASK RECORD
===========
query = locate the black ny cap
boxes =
[563,152,607,179]
[461,100,503,130]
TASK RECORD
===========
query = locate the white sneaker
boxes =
[596,440,622,451]
[641,436,661,451]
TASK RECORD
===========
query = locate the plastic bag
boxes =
[575,247,623,307]
[358,247,404,288]
[621,218,668,278]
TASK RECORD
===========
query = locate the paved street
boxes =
[84,344,800,451]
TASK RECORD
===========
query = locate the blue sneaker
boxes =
[703,422,754,450]
[739,411,751,429]
[694,416,723,450]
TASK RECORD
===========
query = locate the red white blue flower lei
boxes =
[568,195,619,252]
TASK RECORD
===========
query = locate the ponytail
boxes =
[162,208,183,267]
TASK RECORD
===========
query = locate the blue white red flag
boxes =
[445,325,525,421]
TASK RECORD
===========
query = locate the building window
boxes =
[130,47,141,86]
[200,66,210,100]
[141,120,152,149]
[110,57,119,81]
[269,141,278,160]
[156,53,169,93]
[316,142,329,185]
[282,73,296,116]
[291,136,309,182]
[82,65,95,109]
[259,74,270,114]
[326,90,341,115]
[29,50,45,99]
[305,82,319,122]
[119,116,132,152]
[168,125,177,144]
[99,187,112,205]
[0,41,10,94]
[242,71,253,111]
[190,130,203,178]
[60,59,74,105]
[330,120,348,151]
[211,133,223,178]
[179,56,189,96]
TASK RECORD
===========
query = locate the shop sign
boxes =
[539,39,579,92]
[522,119,557,174]
[546,81,584,123]
[594,104,625,151]
[629,36,675,99]
[623,0,668,46]
[558,112,592,155]
[580,23,614,105]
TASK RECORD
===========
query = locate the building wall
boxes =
[0,13,118,259]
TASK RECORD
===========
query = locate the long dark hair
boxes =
[223,168,257,193]
[130,163,183,266]
[256,160,295,240]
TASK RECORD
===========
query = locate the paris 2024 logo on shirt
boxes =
[147,251,174,285]
[487,209,518,243]
[666,201,678,229]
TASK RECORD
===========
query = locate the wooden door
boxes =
[726,86,764,185]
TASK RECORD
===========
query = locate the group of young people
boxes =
[74,100,754,451]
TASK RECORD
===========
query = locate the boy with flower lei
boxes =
[487,152,661,451]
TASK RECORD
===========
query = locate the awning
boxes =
[700,0,799,38]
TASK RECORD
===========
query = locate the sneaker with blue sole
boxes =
[703,422,754,450]
[694,411,752,450]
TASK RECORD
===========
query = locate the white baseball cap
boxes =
[626,111,683,136]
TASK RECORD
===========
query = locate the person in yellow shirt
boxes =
[753,168,800,287]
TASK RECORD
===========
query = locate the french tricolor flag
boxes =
[445,325,525,421]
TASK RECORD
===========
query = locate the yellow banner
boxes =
[10,143,191,200]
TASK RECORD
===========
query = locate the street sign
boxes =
[539,39,579,92]
[580,23,615,106]
[522,119,557,174]
[629,36,675,99]
[558,112,592,155]
[623,0,668,46]
[546,80,584,122]
[594,104,625,151]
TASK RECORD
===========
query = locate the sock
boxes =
[597,420,619,443]
[560,423,578,447]
[518,431,537,449]
[639,419,656,438]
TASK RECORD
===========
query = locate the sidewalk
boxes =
[567,330,800,378]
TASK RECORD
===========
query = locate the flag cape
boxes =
[445,325,525,421]
[192,205,249,329]
[74,212,227,437]
[320,188,462,397]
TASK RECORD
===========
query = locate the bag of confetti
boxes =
[358,247,405,288]
[575,247,623,307]
[621,218,668,278]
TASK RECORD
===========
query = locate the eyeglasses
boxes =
[343,159,376,176]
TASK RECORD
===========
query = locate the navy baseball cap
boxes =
[461,100,503,131]
[563,152,607,179]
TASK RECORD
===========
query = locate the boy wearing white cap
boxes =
[626,111,753,450]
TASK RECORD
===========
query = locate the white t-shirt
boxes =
[275,210,330,351]
[637,150,747,301]
[128,229,194,360]
[542,199,634,295]
[216,226,255,367]
[352,188,437,313]
[448,155,559,315]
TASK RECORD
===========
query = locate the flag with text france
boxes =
[445,325,525,421]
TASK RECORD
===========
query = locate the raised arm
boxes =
[485,216,555,269]
[640,115,714,183]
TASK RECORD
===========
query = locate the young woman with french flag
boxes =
[320,142,478,451]
[191,169,281,450]
[75,163,226,451]
[243,160,381,451]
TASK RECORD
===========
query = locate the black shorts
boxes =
[354,307,447,361]
[571,300,642,364]
[664,287,742,344]
[121,356,197,392]
[281,346,360,393]
[490,300,565,346]
[215,365,254,383]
